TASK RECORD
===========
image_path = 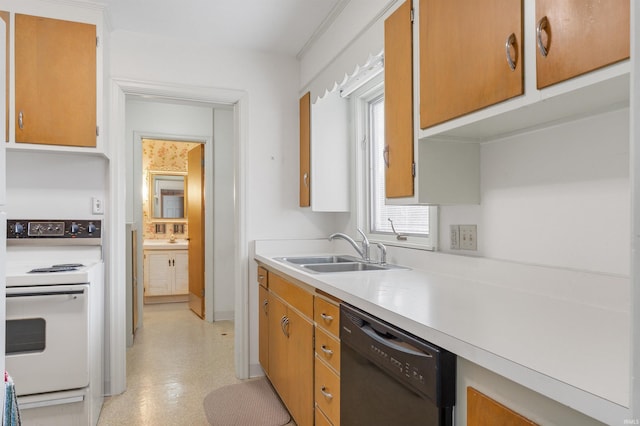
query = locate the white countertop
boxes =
[143,240,188,250]
[253,239,631,424]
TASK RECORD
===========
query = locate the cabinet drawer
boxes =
[257,266,268,288]
[269,273,313,319]
[314,297,340,337]
[315,327,340,373]
[315,355,340,425]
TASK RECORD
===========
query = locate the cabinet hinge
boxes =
[412,162,416,177]
[96,36,99,48]
[410,8,415,23]
[96,126,99,137]
[201,289,205,297]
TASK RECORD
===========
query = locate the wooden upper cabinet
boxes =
[299,92,311,207]
[535,0,630,89]
[384,0,414,198]
[419,0,523,129]
[15,14,96,147]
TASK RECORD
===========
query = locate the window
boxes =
[355,81,437,250]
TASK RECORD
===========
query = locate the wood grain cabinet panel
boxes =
[384,0,414,198]
[258,284,269,374]
[535,0,629,89]
[419,0,524,129]
[467,387,538,426]
[315,356,340,425]
[265,275,314,426]
[299,92,311,207]
[15,14,96,147]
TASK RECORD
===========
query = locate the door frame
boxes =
[134,134,209,323]
[108,78,249,394]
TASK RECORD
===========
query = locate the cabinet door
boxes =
[299,92,311,207]
[286,308,314,426]
[267,294,289,403]
[258,285,269,374]
[172,251,189,294]
[384,0,414,198]
[419,0,523,129]
[145,252,172,296]
[535,0,629,89]
[15,14,96,147]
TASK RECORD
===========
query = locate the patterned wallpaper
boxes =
[142,138,200,239]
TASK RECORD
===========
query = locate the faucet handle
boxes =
[356,227,369,244]
[375,242,387,265]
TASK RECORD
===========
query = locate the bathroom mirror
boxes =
[149,171,187,220]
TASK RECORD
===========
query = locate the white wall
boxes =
[440,107,630,275]
[213,109,235,319]
[6,151,107,219]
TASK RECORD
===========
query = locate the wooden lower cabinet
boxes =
[258,267,342,426]
[265,273,314,426]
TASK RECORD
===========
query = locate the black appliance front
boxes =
[340,304,455,426]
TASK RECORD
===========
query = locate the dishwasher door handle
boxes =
[361,324,433,358]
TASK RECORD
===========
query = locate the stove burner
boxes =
[28,265,83,273]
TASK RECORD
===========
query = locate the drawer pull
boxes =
[320,313,333,323]
[280,315,290,337]
[505,33,517,71]
[258,274,265,281]
[18,111,24,130]
[320,386,333,400]
[320,345,333,356]
[536,15,550,57]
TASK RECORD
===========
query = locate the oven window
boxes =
[6,318,46,354]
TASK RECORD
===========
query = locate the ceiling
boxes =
[100,0,345,57]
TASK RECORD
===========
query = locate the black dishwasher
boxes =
[340,304,456,426]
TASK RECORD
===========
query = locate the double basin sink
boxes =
[276,255,407,274]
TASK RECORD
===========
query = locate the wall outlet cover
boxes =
[450,225,460,250]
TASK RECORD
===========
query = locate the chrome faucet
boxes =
[329,228,371,262]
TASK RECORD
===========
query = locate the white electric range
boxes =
[5,219,104,426]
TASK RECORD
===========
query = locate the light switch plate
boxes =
[459,224,477,250]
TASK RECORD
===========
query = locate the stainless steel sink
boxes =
[301,262,388,273]
[275,254,408,274]
[277,255,360,265]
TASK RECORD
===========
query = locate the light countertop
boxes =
[253,239,630,424]
[143,240,188,250]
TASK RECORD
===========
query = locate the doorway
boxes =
[108,80,249,397]
[140,138,205,319]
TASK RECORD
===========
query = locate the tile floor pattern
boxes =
[98,302,240,425]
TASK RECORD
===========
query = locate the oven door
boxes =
[6,284,89,396]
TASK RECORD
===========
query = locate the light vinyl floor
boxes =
[98,302,240,425]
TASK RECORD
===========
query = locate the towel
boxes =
[4,371,21,426]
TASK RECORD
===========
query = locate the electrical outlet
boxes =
[92,197,104,215]
[450,225,460,250]
[459,224,477,250]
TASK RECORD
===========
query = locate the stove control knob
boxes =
[87,223,96,234]
[13,223,24,235]
[70,223,80,234]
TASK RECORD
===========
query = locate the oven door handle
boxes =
[7,289,85,298]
